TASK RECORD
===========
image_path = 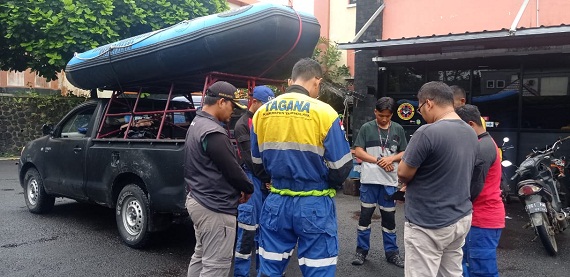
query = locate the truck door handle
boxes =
[73,147,83,152]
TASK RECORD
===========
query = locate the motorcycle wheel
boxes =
[500,177,511,204]
[535,212,558,256]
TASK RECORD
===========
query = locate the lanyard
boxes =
[377,122,391,155]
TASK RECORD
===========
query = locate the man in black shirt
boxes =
[184,81,253,277]
[233,86,275,277]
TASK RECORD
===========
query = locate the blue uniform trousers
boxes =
[234,171,268,277]
[462,226,502,277]
[257,194,338,277]
[356,184,399,258]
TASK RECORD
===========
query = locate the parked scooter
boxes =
[507,136,570,256]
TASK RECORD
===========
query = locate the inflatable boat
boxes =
[65,3,320,92]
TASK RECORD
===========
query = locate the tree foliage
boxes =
[312,37,351,85]
[0,0,227,81]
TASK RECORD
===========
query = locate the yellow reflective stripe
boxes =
[270,187,336,197]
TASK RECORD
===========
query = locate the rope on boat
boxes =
[256,6,302,78]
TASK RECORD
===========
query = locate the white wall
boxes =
[258,0,314,15]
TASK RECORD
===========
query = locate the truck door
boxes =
[43,105,96,199]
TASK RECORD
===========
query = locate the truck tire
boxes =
[24,168,55,214]
[116,184,150,248]
[535,212,558,256]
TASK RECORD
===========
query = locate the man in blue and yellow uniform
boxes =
[251,58,352,276]
[233,86,275,277]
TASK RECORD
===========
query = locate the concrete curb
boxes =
[0,157,20,161]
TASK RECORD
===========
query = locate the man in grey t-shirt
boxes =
[398,81,478,277]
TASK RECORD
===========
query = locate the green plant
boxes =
[0,0,228,81]
[312,37,351,85]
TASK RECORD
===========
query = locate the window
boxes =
[486,80,495,89]
[349,0,357,5]
[35,74,50,88]
[61,109,94,138]
[7,71,25,86]
[496,80,505,88]
[540,77,568,96]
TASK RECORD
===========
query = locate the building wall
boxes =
[382,0,570,39]
[228,0,258,9]
[329,1,357,76]
[0,69,91,97]
[0,96,87,156]
[351,0,384,143]
[233,0,356,76]
[0,70,61,95]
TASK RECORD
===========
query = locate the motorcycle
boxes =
[507,136,570,256]
[500,137,515,203]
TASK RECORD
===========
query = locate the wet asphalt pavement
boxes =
[1,160,569,277]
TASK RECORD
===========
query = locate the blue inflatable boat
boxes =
[65,3,320,92]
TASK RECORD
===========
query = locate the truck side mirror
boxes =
[42,124,53,136]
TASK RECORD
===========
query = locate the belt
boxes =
[270,187,336,197]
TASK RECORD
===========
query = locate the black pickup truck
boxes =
[18,95,202,248]
[18,71,284,248]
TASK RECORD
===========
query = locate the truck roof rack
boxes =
[96,72,286,140]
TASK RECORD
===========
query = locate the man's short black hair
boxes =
[375,97,395,113]
[203,95,219,106]
[450,85,466,98]
[456,104,482,127]
[291,58,323,82]
[417,81,454,107]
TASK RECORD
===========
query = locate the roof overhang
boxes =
[338,25,570,69]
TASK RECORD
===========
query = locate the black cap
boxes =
[206,81,246,109]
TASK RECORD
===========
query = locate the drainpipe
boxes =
[509,0,531,35]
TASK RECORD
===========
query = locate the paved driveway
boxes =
[1,160,569,276]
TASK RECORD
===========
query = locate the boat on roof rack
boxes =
[65,2,320,93]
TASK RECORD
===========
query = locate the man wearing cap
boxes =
[251,58,352,276]
[233,86,275,277]
[184,81,253,277]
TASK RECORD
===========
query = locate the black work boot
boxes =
[351,252,366,266]
[386,253,405,268]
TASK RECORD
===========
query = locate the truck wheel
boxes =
[116,184,150,248]
[535,212,558,256]
[24,168,55,214]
